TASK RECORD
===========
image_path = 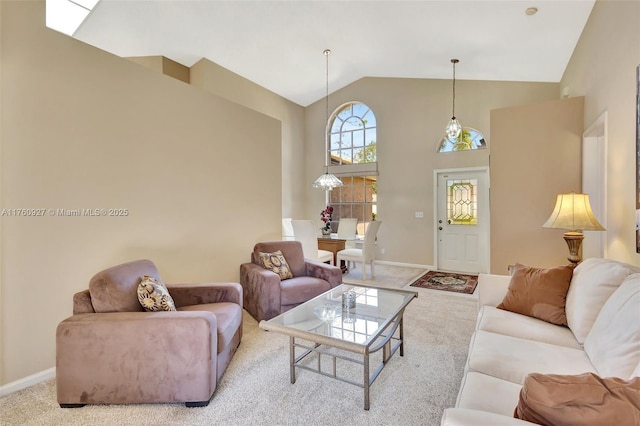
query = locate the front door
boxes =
[435,168,490,274]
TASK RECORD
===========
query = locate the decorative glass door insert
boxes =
[447,179,478,225]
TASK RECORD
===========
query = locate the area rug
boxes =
[410,270,478,294]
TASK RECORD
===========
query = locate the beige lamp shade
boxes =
[542,193,605,232]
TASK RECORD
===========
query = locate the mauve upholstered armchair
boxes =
[239,241,342,322]
[56,259,243,408]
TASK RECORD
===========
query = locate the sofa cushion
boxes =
[467,330,596,385]
[566,258,640,344]
[514,372,640,425]
[497,263,573,326]
[476,306,581,349]
[137,275,176,312]
[179,302,242,353]
[257,250,293,280]
[456,372,523,417]
[583,273,640,380]
[280,276,331,306]
[442,408,535,426]
[89,259,160,313]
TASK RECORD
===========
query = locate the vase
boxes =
[321,228,331,236]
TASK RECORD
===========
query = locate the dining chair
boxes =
[337,218,358,268]
[337,220,382,279]
[291,219,334,265]
[282,218,295,241]
[337,218,358,241]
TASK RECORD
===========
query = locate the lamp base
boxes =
[563,231,584,265]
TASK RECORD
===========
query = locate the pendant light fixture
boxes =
[312,49,343,190]
[445,58,462,140]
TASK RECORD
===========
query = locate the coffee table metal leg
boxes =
[290,336,296,384]
[364,350,370,410]
[399,315,405,356]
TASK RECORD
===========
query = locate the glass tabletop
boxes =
[265,284,417,347]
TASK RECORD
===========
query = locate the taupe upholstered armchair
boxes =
[56,259,243,407]
[240,241,342,322]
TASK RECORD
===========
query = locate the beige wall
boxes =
[1,1,281,385]
[562,0,640,264]
[305,77,560,265]
[190,59,307,219]
[491,97,584,273]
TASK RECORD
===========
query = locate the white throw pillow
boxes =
[583,273,640,380]
[565,258,640,344]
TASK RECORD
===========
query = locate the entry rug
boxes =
[410,270,478,294]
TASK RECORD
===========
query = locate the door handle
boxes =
[438,227,443,231]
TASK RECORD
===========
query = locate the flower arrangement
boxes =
[320,205,333,233]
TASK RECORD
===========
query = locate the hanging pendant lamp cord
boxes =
[452,60,456,118]
[324,49,330,171]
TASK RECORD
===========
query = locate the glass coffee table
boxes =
[259,284,417,410]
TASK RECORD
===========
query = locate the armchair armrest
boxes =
[72,289,94,314]
[56,311,218,405]
[477,273,512,309]
[239,262,283,321]
[305,259,342,288]
[167,282,242,308]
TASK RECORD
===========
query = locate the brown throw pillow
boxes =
[514,372,640,425]
[497,263,573,325]
[257,250,293,280]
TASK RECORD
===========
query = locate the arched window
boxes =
[329,102,376,164]
[327,102,378,233]
[437,127,487,152]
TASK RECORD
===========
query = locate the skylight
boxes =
[46,0,100,36]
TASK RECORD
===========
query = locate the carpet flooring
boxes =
[0,265,478,426]
[410,270,479,295]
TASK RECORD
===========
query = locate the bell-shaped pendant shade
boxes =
[312,172,343,190]
[446,116,462,140]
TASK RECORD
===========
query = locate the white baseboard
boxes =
[0,367,55,397]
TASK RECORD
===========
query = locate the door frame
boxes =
[433,166,490,273]
[582,111,608,259]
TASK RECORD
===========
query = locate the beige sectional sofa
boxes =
[441,258,640,425]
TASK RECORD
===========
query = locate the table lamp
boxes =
[542,193,605,264]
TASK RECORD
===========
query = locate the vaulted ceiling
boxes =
[72,0,596,106]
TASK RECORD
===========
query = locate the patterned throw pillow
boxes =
[257,250,293,280]
[137,275,176,312]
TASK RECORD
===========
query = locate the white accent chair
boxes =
[291,219,334,265]
[337,221,382,279]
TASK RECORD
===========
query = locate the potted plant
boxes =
[320,205,333,236]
